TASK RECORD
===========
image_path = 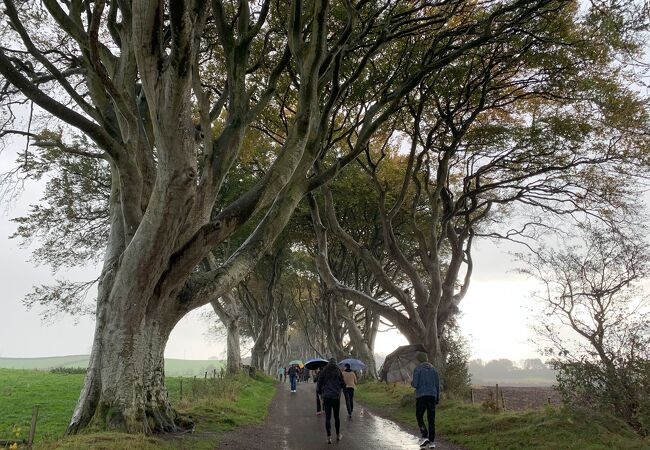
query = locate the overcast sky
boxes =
[0,137,544,362]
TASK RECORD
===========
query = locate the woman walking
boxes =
[314,368,323,415]
[316,358,345,444]
[341,363,357,418]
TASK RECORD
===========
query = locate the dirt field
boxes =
[469,386,561,410]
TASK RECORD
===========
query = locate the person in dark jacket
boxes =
[316,358,345,444]
[313,368,322,415]
[288,364,298,393]
[411,352,441,449]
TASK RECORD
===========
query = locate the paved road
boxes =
[218,379,463,450]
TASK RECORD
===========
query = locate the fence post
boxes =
[470,389,474,404]
[204,371,208,380]
[495,384,499,410]
[27,405,39,449]
[547,397,551,406]
[180,378,183,402]
[500,388,506,411]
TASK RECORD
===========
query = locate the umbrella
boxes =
[305,358,328,370]
[338,358,366,371]
[378,344,426,383]
[288,359,304,367]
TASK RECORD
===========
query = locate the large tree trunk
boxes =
[225,318,242,374]
[211,296,242,374]
[67,298,188,434]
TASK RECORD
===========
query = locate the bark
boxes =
[68,298,190,433]
[211,295,242,374]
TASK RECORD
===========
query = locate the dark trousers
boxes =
[343,387,354,416]
[415,396,436,442]
[290,375,297,391]
[323,397,341,436]
[316,391,322,412]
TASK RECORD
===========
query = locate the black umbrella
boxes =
[305,358,328,370]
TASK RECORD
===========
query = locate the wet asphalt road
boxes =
[218,379,463,450]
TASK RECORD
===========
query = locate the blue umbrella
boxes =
[305,358,328,370]
[338,358,366,371]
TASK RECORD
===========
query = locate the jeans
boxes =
[322,397,341,436]
[290,375,297,391]
[415,395,437,442]
[343,387,354,416]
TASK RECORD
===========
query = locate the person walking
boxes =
[277,366,285,383]
[313,367,322,415]
[316,358,345,444]
[411,352,440,449]
[341,363,357,419]
[288,364,298,393]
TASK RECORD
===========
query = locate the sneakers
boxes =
[327,436,332,444]
[419,438,430,448]
[428,443,436,449]
[347,414,352,419]
[336,434,342,441]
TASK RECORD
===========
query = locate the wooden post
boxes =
[204,371,208,380]
[180,378,183,402]
[495,384,500,410]
[547,397,551,405]
[470,389,474,404]
[500,388,506,411]
[28,404,39,448]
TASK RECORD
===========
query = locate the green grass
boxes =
[0,356,91,371]
[356,381,650,450]
[0,356,224,377]
[0,368,275,449]
[0,368,85,443]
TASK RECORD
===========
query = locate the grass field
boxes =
[0,356,224,377]
[0,368,275,449]
[356,381,650,450]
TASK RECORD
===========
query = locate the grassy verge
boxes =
[0,368,275,449]
[356,381,650,450]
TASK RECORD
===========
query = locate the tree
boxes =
[0,0,616,434]
[309,2,650,364]
[0,0,632,433]
[520,225,650,434]
[210,292,242,374]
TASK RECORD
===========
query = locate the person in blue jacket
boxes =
[411,352,440,449]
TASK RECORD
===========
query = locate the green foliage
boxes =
[553,357,650,436]
[356,381,650,450]
[440,321,471,399]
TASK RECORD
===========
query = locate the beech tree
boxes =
[310,4,650,364]
[519,225,650,433]
[0,0,611,434]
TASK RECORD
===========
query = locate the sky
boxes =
[0,140,544,362]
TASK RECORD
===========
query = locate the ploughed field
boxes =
[471,385,561,410]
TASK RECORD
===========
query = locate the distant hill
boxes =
[0,355,224,377]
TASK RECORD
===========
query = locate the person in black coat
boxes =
[316,358,345,444]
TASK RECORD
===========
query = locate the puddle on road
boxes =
[352,407,421,448]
